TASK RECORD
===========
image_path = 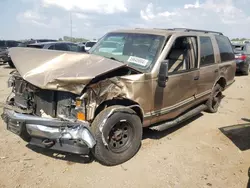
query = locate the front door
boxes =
[151,36,200,124]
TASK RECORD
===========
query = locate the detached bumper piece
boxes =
[1,109,96,155]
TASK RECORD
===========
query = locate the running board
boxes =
[150,104,207,131]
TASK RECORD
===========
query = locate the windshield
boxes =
[85,42,96,48]
[89,32,165,72]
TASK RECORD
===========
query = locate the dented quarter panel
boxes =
[86,73,154,126]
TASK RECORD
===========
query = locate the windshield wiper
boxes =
[109,57,124,63]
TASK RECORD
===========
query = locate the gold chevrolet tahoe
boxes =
[1,28,236,166]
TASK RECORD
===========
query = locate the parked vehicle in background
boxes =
[0,40,21,64]
[26,41,80,52]
[1,28,236,166]
[77,42,87,52]
[7,41,81,68]
[84,40,97,51]
[232,43,250,75]
[18,39,57,47]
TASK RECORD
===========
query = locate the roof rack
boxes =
[153,28,223,35]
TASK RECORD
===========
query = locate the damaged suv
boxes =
[1,28,236,166]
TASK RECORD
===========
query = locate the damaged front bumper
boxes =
[1,109,96,155]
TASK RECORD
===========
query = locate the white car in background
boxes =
[84,40,97,51]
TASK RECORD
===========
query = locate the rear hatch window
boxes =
[233,45,245,53]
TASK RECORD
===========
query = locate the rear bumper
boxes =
[1,108,96,154]
[236,60,248,71]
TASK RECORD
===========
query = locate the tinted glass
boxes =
[48,45,55,50]
[38,39,57,43]
[27,44,44,49]
[55,43,70,51]
[200,36,215,66]
[17,43,27,47]
[68,44,79,52]
[215,35,234,62]
[7,41,19,47]
[0,41,6,47]
[85,42,96,47]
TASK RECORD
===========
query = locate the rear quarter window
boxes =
[199,36,215,66]
[215,35,234,62]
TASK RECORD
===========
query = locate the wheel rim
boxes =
[108,121,134,153]
[212,88,222,110]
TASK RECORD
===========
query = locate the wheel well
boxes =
[94,99,144,122]
[216,77,227,90]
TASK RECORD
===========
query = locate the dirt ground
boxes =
[0,64,250,188]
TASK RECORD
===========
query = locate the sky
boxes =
[0,0,250,40]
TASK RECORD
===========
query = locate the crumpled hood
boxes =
[9,47,126,95]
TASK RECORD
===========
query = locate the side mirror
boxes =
[158,60,169,88]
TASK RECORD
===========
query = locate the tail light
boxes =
[235,54,247,60]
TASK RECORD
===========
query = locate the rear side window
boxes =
[199,36,215,66]
[215,35,234,62]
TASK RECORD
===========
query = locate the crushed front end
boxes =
[1,71,96,154]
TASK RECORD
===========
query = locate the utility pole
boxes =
[70,12,72,42]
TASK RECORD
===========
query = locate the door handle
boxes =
[194,75,199,80]
[214,69,219,73]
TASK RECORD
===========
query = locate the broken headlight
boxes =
[74,97,86,121]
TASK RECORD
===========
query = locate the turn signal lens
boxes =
[77,112,85,121]
[76,98,82,107]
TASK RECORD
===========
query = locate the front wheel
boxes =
[91,105,142,166]
[206,84,223,113]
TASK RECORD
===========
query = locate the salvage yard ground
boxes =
[0,64,250,188]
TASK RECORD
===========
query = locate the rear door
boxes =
[196,35,219,99]
[214,35,235,85]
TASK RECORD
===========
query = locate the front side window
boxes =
[199,36,215,66]
[165,36,198,73]
[89,32,165,72]
[215,35,234,62]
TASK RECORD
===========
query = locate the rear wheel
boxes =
[206,84,223,113]
[242,63,249,75]
[91,105,142,166]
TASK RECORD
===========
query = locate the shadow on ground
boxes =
[143,113,203,140]
[26,144,94,165]
[219,118,250,151]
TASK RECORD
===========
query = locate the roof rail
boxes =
[152,28,223,35]
[173,28,223,35]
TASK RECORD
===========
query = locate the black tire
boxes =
[242,63,249,75]
[91,105,142,166]
[8,60,15,68]
[206,84,223,113]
